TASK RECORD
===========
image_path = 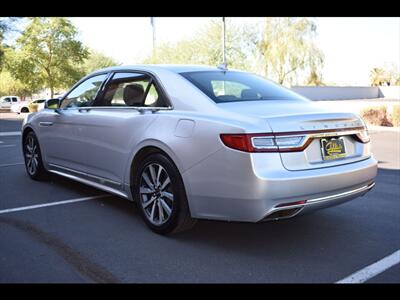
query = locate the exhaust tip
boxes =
[262,207,304,221]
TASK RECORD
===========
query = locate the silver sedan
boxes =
[21,65,377,234]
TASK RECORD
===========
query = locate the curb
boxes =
[367,125,400,132]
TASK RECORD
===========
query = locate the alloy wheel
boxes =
[139,163,174,225]
[25,135,39,175]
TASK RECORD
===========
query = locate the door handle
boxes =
[39,122,53,127]
[78,108,91,113]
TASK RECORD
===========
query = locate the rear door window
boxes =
[96,72,167,107]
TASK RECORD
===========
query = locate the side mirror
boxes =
[45,98,60,109]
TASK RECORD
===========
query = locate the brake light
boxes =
[219,134,253,152]
[220,133,306,152]
[355,128,370,143]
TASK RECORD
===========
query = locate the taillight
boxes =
[355,128,370,143]
[219,134,253,152]
[220,133,306,152]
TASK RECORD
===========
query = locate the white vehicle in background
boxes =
[0,96,21,110]
[11,99,47,114]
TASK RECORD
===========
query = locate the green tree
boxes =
[143,19,258,72]
[0,17,19,70]
[81,49,119,74]
[305,69,324,86]
[370,67,387,86]
[258,17,324,86]
[0,70,32,98]
[370,64,399,86]
[8,17,88,98]
[4,48,43,98]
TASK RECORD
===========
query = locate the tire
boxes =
[133,153,196,235]
[21,107,29,113]
[23,131,48,180]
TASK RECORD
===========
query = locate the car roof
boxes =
[89,64,241,76]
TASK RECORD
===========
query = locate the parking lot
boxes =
[0,113,399,283]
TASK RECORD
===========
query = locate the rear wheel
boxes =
[134,153,196,235]
[21,107,29,113]
[23,131,48,180]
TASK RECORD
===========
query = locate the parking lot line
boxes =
[336,250,400,283]
[0,195,111,215]
[0,131,21,136]
[0,162,24,168]
[0,144,16,148]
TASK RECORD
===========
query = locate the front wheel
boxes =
[133,153,196,235]
[23,131,48,180]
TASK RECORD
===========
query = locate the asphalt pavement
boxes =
[0,113,399,283]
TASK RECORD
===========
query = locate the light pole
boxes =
[150,17,156,57]
[222,17,226,67]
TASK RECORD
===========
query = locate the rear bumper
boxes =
[183,147,378,222]
[262,181,375,221]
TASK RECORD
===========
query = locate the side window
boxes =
[97,72,167,107]
[60,74,107,109]
[144,84,159,106]
[4,97,11,102]
[12,97,18,102]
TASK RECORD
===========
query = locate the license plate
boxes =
[320,137,346,160]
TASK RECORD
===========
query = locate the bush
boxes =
[360,105,392,126]
[28,103,38,112]
[391,105,400,127]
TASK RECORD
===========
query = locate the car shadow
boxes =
[44,167,399,262]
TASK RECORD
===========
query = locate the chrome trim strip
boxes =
[48,170,128,199]
[39,121,53,127]
[308,129,363,139]
[249,128,366,152]
[48,163,122,187]
[49,163,86,176]
[59,106,173,113]
[279,129,364,148]
[306,182,375,204]
[85,173,122,187]
[266,182,375,216]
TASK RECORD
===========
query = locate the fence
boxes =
[291,86,400,100]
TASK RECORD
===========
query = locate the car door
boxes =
[76,71,169,187]
[37,73,108,173]
[0,97,11,109]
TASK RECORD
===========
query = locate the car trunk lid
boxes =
[219,100,370,170]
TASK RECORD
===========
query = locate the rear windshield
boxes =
[180,71,308,104]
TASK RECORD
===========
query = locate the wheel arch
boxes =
[21,126,35,143]
[126,141,190,203]
[21,126,48,168]
[21,106,30,113]
[129,145,181,189]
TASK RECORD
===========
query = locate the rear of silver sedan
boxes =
[183,123,377,222]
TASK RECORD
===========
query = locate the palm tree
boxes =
[370,68,386,86]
